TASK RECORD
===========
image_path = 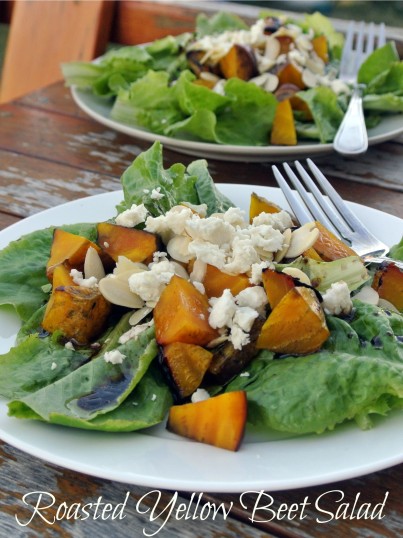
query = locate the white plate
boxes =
[1,185,402,493]
[72,87,403,163]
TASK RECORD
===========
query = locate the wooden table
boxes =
[0,80,402,537]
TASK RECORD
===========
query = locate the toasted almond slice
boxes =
[171,261,189,280]
[167,235,194,263]
[274,228,292,262]
[190,259,207,282]
[354,286,379,305]
[265,35,281,60]
[282,267,311,286]
[84,246,105,281]
[98,274,144,308]
[113,256,148,276]
[286,222,319,258]
[378,298,399,313]
[129,306,153,326]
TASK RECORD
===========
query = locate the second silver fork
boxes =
[333,20,386,156]
[272,160,403,269]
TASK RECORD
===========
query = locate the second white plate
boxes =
[72,87,403,162]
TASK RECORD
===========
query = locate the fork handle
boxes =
[333,84,368,156]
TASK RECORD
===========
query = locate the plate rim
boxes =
[1,185,402,492]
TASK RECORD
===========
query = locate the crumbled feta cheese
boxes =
[240,371,250,377]
[51,362,57,370]
[188,240,228,269]
[191,388,210,403]
[151,394,157,401]
[103,241,110,248]
[230,324,250,350]
[115,203,148,228]
[236,286,268,310]
[252,210,293,232]
[128,259,176,303]
[150,187,164,200]
[65,341,74,350]
[249,261,273,285]
[185,216,235,245]
[233,306,259,333]
[145,205,193,237]
[104,349,126,365]
[69,269,98,289]
[209,289,237,328]
[322,281,353,316]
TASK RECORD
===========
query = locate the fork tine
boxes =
[272,165,312,224]
[354,21,365,73]
[339,21,354,77]
[282,163,338,233]
[378,22,386,47]
[306,159,374,236]
[293,161,351,237]
[364,22,375,57]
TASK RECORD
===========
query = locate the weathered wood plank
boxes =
[0,441,275,538]
[0,213,20,230]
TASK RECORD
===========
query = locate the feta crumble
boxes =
[322,281,353,316]
[151,393,157,401]
[51,362,57,370]
[115,203,148,228]
[191,388,210,403]
[104,349,126,365]
[65,341,74,350]
[150,187,164,200]
[69,269,98,289]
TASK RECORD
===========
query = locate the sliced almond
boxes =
[171,261,189,280]
[98,274,144,309]
[167,235,194,263]
[286,222,319,259]
[302,68,318,88]
[129,306,153,326]
[114,256,148,276]
[353,286,379,305]
[378,298,399,313]
[190,259,207,282]
[282,267,311,286]
[264,35,281,60]
[84,246,105,281]
[274,228,292,262]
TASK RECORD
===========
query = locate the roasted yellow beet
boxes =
[42,284,110,344]
[249,191,282,222]
[161,342,213,398]
[46,229,101,281]
[270,99,297,146]
[202,264,251,298]
[277,63,305,89]
[154,275,218,346]
[312,35,329,63]
[97,222,159,264]
[372,263,403,311]
[167,391,247,451]
[257,287,329,354]
[219,44,257,80]
[313,221,358,261]
[261,268,295,310]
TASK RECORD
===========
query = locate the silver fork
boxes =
[272,159,403,268]
[333,21,386,156]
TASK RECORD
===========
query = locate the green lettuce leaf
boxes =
[188,159,234,215]
[389,237,403,261]
[358,42,400,86]
[363,93,403,113]
[297,87,344,143]
[8,326,158,423]
[225,302,403,434]
[302,12,344,60]
[9,363,172,432]
[0,222,97,321]
[195,11,248,38]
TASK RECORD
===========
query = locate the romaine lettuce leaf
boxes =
[297,87,344,143]
[363,93,403,113]
[358,42,400,86]
[0,222,97,321]
[195,11,248,38]
[389,237,403,261]
[9,363,172,432]
[8,326,158,423]
[225,302,403,434]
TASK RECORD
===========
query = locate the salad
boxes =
[0,142,402,451]
[62,11,403,146]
